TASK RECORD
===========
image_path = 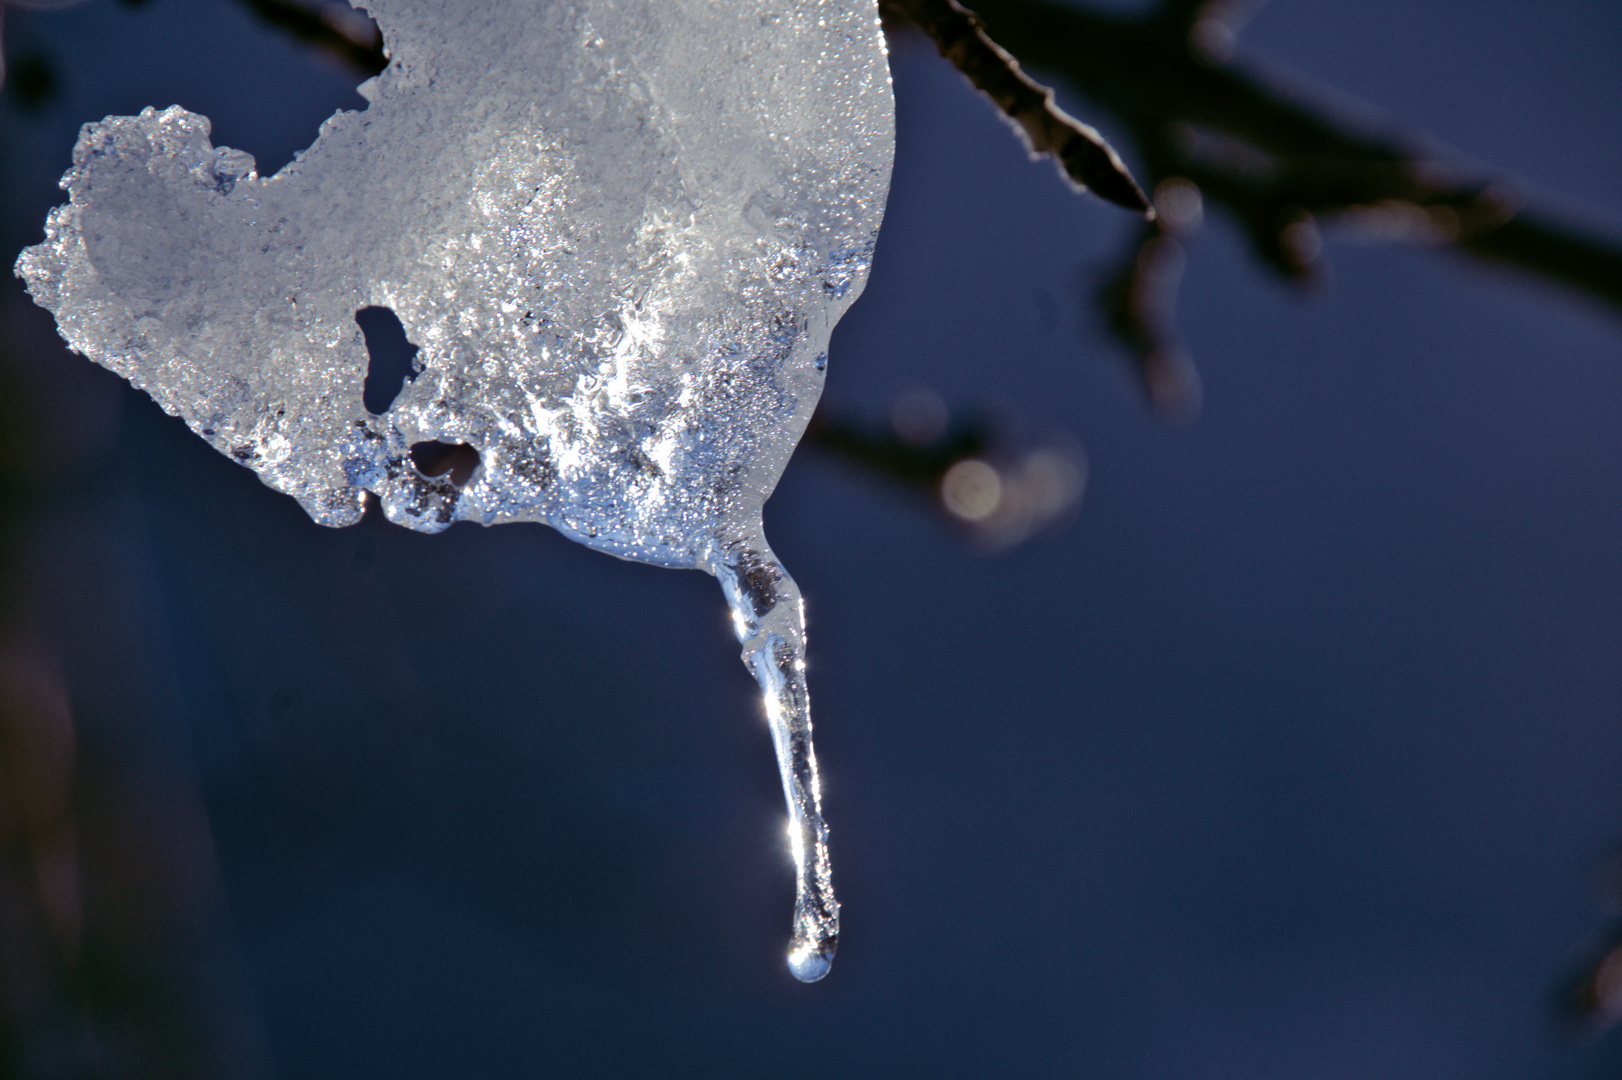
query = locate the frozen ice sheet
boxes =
[16,0,893,981]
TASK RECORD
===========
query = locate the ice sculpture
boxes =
[15,0,894,981]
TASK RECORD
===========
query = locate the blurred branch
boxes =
[1564,930,1622,1035]
[806,393,1088,549]
[1100,220,1201,418]
[232,0,386,75]
[903,0,1622,407]
[806,397,989,493]
[1,0,384,104]
[1557,844,1622,1038]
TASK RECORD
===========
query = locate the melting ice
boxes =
[15,0,894,981]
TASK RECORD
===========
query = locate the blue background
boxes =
[2,0,1621,1075]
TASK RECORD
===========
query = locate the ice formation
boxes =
[15,0,894,981]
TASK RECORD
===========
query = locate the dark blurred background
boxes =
[2,0,1621,1076]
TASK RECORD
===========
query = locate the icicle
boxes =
[712,540,836,981]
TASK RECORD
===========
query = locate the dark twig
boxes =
[879,0,1150,214]
[892,0,1622,412]
[966,0,1622,310]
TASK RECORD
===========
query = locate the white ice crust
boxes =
[16,0,894,982]
[17,0,893,568]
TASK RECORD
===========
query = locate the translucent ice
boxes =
[16,0,894,981]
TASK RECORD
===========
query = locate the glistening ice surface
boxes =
[16,0,894,981]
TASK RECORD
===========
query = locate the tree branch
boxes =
[879,0,1150,214]
[232,0,386,76]
[967,0,1622,314]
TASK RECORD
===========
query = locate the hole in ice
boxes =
[409,441,480,486]
[356,306,421,415]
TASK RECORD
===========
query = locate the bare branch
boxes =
[805,395,1088,549]
[920,0,1622,412]
[232,0,387,76]
[880,0,1150,214]
[806,399,990,493]
[968,0,1622,315]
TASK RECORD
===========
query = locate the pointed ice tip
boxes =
[787,940,835,983]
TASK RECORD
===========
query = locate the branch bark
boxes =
[880,0,1150,214]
